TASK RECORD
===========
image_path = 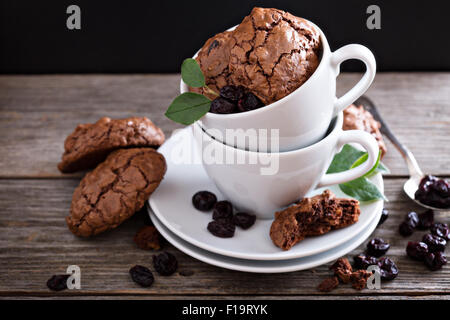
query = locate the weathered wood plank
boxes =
[0,73,449,178]
[2,295,450,300]
[0,178,449,296]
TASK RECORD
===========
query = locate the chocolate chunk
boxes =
[66,148,166,237]
[58,117,165,173]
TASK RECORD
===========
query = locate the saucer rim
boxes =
[149,127,384,261]
[149,206,381,273]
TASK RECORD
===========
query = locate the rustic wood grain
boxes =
[0,73,449,178]
[0,73,449,299]
[0,178,449,297]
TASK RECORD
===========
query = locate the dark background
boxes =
[1,0,449,73]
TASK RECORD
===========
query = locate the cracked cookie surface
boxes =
[58,117,165,173]
[66,148,166,237]
[270,190,360,250]
[193,7,321,104]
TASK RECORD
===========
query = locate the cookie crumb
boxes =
[317,276,339,292]
[134,226,161,250]
[350,270,372,290]
[330,258,353,283]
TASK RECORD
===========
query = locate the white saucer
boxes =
[149,127,384,261]
[149,207,381,273]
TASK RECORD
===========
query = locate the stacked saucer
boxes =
[148,127,384,273]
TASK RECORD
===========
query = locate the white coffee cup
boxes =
[192,112,379,219]
[182,21,376,152]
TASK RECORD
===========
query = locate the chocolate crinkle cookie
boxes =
[58,117,165,173]
[66,148,166,237]
[270,190,360,250]
[192,7,321,105]
[343,104,387,158]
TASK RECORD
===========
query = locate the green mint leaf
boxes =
[327,144,366,174]
[339,177,387,202]
[351,150,381,177]
[374,161,390,174]
[326,144,388,201]
[165,92,211,125]
[181,58,205,88]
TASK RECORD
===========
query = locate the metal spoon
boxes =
[355,96,448,211]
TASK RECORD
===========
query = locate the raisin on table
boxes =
[418,209,434,229]
[377,208,389,226]
[129,265,154,287]
[378,257,399,281]
[47,274,70,291]
[153,252,178,276]
[424,252,447,271]
[422,233,446,252]
[353,253,378,270]
[406,241,429,261]
[366,238,390,257]
[430,223,449,240]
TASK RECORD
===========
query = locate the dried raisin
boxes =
[207,220,235,238]
[153,252,178,276]
[129,265,154,287]
[232,212,256,229]
[46,274,70,291]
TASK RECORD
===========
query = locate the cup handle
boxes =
[317,130,379,188]
[331,44,376,115]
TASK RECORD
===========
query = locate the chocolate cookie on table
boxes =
[58,117,165,173]
[270,190,360,250]
[66,148,166,237]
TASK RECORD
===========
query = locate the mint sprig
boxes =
[327,144,388,202]
[166,58,218,125]
[165,93,211,125]
[181,58,205,88]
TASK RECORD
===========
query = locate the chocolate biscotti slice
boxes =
[58,117,165,173]
[66,148,166,237]
[270,190,360,250]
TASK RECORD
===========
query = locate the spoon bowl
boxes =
[403,176,447,211]
[355,96,449,212]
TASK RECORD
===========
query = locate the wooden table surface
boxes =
[0,73,449,300]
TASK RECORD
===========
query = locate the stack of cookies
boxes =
[58,117,167,237]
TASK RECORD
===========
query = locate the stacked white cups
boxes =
[182,21,379,219]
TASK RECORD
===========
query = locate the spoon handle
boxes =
[354,96,423,178]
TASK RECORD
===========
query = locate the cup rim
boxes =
[193,112,343,157]
[180,19,331,120]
